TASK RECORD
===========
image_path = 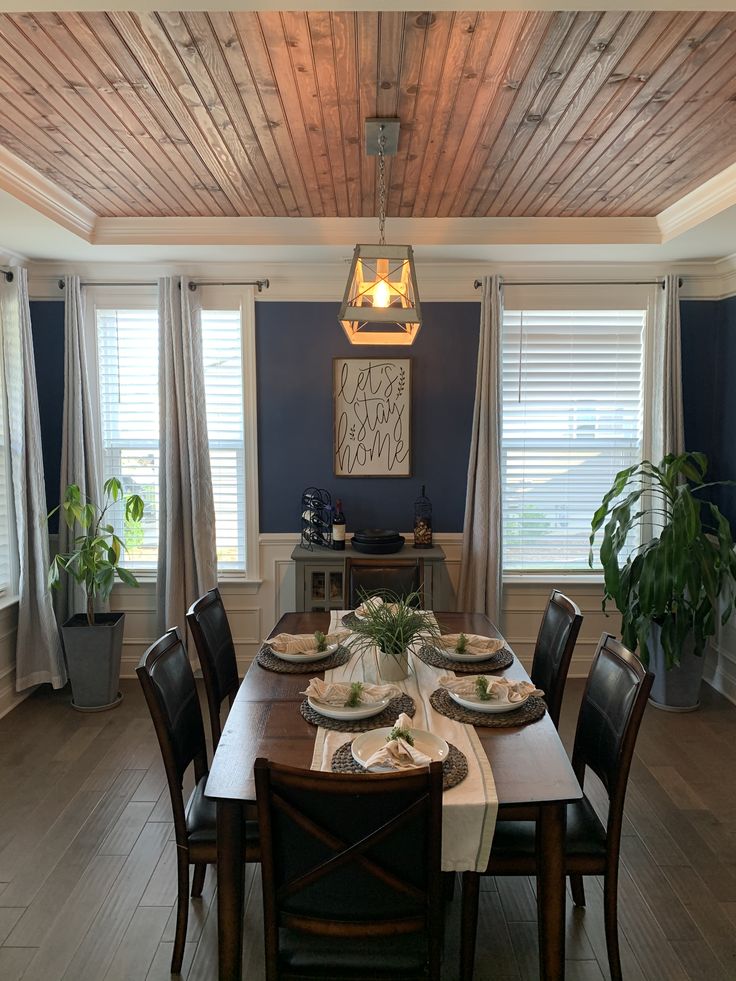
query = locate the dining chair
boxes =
[255,757,444,981]
[137,628,260,974]
[531,589,583,729]
[460,633,653,981]
[186,587,239,750]
[345,557,424,608]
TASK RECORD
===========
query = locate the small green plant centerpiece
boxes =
[49,478,145,711]
[348,589,440,681]
[590,452,736,709]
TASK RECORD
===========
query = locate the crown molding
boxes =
[92,215,661,247]
[25,257,736,302]
[657,162,736,244]
[0,147,95,242]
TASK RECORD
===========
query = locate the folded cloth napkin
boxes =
[265,630,348,655]
[440,633,505,656]
[362,712,432,770]
[438,675,543,703]
[302,679,402,706]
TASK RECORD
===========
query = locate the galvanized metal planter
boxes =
[61,612,125,712]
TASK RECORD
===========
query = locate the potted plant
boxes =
[48,477,144,711]
[348,590,440,681]
[590,452,736,711]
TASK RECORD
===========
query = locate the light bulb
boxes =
[373,278,391,308]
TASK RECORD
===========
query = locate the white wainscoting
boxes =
[0,600,21,718]
[112,532,619,682]
[706,613,736,705]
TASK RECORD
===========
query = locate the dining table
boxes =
[205,611,583,981]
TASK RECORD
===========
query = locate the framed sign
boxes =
[333,358,411,477]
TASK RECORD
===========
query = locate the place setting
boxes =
[330,711,469,790]
[417,631,515,673]
[256,628,352,673]
[299,678,416,732]
[430,675,547,727]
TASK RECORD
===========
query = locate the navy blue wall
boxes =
[29,300,65,532]
[27,295,736,535]
[256,302,480,532]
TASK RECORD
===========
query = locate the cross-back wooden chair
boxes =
[255,757,444,981]
[137,627,259,974]
[460,633,653,981]
[186,587,239,749]
[530,589,583,729]
[345,557,424,608]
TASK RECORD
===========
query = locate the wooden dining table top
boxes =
[205,611,583,808]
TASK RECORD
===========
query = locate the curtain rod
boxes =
[473,277,683,289]
[57,278,270,292]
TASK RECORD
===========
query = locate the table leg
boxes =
[460,871,480,981]
[217,799,246,981]
[537,802,566,981]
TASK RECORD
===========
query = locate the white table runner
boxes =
[310,612,498,872]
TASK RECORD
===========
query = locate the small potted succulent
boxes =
[348,590,440,681]
[48,478,144,711]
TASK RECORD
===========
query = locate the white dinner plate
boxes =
[448,689,530,714]
[441,644,505,663]
[270,643,338,664]
[307,695,391,721]
[351,727,449,771]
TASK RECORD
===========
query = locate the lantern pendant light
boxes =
[339,118,422,345]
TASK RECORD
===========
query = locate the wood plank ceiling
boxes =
[1,10,736,220]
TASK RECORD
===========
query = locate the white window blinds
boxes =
[96,306,246,571]
[0,361,12,594]
[502,309,645,572]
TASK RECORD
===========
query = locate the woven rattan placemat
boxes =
[429,688,546,728]
[256,645,351,674]
[331,740,468,790]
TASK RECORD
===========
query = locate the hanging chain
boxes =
[377,127,387,246]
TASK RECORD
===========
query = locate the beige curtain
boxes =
[156,277,217,636]
[651,273,685,461]
[458,275,503,624]
[0,269,66,690]
[58,274,104,623]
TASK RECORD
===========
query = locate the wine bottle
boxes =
[332,499,346,551]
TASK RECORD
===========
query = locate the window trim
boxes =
[85,284,260,583]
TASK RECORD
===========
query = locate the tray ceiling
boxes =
[1,10,736,221]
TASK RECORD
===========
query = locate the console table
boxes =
[291,542,448,612]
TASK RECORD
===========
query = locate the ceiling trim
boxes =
[657,162,736,245]
[92,215,661,247]
[0,146,95,243]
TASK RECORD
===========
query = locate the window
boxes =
[502,308,646,572]
[0,355,13,595]
[93,287,257,577]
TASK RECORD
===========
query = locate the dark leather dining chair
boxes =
[531,590,583,729]
[187,587,239,750]
[345,557,424,608]
[137,628,260,974]
[255,757,444,981]
[460,633,653,981]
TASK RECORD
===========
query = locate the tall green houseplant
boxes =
[590,453,736,674]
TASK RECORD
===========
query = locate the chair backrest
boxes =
[136,628,208,844]
[531,590,583,729]
[345,558,423,608]
[255,759,443,974]
[572,633,653,843]
[187,588,239,749]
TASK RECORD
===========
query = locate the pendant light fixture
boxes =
[339,118,422,345]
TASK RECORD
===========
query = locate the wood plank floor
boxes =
[0,676,735,980]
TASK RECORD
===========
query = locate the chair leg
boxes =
[460,871,480,981]
[570,872,585,907]
[604,868,622,981]
[443,871,456,902]
[171,852,190,975]
[191,862,206,898]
